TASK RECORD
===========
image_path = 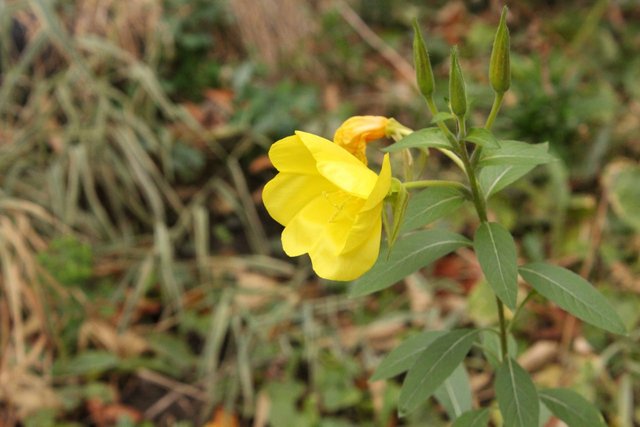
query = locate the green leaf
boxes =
[539,388,607,427]
[431,111,456,124]
[383,128,451,152]
[495,358,539,427]
[519,263,626,334]
[398,329,479,415]
[400,187,466,233]
[451,408,490,427]
[481,331,517,369]
[464,128,500,148]
[350,230,471,297]
[479,140,553,167]
[603,161,640,232]
[433,364,473,419]
[474,222,518,310]
[52,351,119,377]
[370,330,446,381]
[479,164,538,198]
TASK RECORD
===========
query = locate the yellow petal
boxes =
[281,195,349,257]
[309,216,382,281]
[362,154,392,211]
[340,203,383,254]
[268,134,316,174]
[296,131,377,198]
[262,173,335,225]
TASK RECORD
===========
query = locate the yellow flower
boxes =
[333,116,390,164]
[263,131,391,281]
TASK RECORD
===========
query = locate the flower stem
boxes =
[424,94,508,361]
[437,148,466,171]
[485,92,504,130]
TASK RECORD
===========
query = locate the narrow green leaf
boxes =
[350,230,471,297]
[474,222,518,310]
[52,351,119,377]
[400,187,466,233]
[431,111,456,124]
[452,408,490,427]
[383,128,451,152]
[398,329,479,415]
[433,364,472,419]
[370,331,445,381]
[539,388,607,427]
[519,263,626,334]
[495,358,539,427]
[479,141,553,167]
[464,128,500,149]
[479,164,537,198]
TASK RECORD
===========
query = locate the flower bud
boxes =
[412,20,435,99]
[385,178,409,251]
[448,46,467,118]
[489,6,511,94]
[333,116,389,164]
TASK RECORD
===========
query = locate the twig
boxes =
[334,0,416,86]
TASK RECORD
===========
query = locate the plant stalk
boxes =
[424,95,509,361]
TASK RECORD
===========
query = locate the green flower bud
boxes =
[384,178,409,252]
[412,20,435,99]
[448,46,467,118]
[489,6,511,94]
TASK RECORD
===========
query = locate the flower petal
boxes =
[269,134,317,174]
[340,203,383,254]
[262,173,335,225]
[309,216,382,281]
[281,195,350,257]
[296,131,377,198]
[362,154,391,211]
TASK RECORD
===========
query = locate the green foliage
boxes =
[383,128,452,152]
[451,409,489,427]
[474,222,518,310]
[399,187,466,233]
[398,329,479,415]
[161,0,230,99]
[539,388,608,427]
[463,128,500,149]
[478,141,553,167]
[371,331,446,381]
[38,236,92,287]
[495,358,539,427]
[432,364,472,420]
[519,263,626,335]
[350,229,471,297]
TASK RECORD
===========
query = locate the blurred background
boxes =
[0,0,639,425]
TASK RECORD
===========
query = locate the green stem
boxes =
[424,94,508,360]
[436,148,466,171]
[484,92,504,130]
[507,290,536,333]
[456,138,488,222]
[425,96,459,148]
